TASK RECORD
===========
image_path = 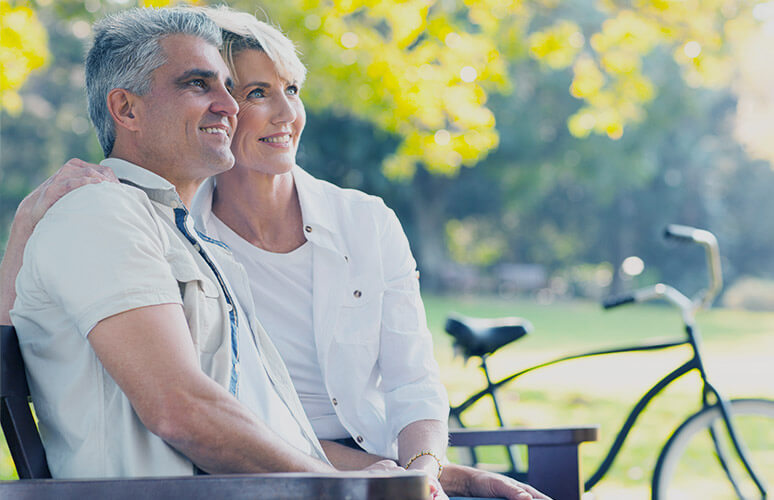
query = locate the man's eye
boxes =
[190,79,207,88]
[286,85,299,96]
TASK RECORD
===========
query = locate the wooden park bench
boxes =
[1,325,598,499]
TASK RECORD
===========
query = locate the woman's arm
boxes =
[374,203,449,452]
[321,439,446,499]
[0,159,117,323]
[398,419,448,478]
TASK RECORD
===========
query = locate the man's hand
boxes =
[442,463,551,500]
[0,158,118,324]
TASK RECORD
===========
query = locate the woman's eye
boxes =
[247,88,265,98]
[286,85,299,96]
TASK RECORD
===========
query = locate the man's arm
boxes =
[0,159,117,323]
[89,303,336,474]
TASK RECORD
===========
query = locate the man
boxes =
[0,7,546,499]
[7,7,340,479]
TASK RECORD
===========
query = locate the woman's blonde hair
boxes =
[201,5,306,86]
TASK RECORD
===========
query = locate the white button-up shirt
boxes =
[193,166,449,459]
[11,159,325,478]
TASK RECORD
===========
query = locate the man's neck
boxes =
[106,152,202,208]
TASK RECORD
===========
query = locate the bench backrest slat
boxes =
[0,324,52,479]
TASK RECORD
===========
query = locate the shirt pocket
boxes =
[334,275,383,347]
[167,251,224,353]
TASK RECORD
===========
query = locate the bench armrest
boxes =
[449,426,599,500]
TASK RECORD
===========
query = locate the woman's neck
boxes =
[211,167,306,253]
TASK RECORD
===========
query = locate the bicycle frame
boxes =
[450,325,767,496]
[449,335,694,488]
[450,225,767,496]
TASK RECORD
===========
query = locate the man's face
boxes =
[132,34,238,184]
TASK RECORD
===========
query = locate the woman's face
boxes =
[229,49,306,176]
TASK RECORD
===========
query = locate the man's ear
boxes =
[106,88,141,132]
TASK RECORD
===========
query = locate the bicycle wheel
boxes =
[652,398,774,500]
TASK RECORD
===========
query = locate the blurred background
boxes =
[1,0,773,498]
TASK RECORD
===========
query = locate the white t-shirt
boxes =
[230,296,316,453]
[209,214,349,440]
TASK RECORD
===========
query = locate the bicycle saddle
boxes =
[445,315,532,359]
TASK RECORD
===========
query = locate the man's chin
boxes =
[206,150,236,173]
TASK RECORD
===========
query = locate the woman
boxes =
[0,6,546,499]
[197,4,451,484]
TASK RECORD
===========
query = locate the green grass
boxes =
[2,295,773,499]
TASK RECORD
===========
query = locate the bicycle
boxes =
[445,224,774,499]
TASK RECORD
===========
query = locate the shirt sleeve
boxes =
[26,183,183,337]
[374,201,450,439]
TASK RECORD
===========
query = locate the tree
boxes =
[3,0,773,294]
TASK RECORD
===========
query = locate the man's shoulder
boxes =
[43,181,153,218]
[32,181,164,244]
[27,181,166,263]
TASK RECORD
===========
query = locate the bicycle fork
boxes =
[689,323,768,499]
[703,384,768,498]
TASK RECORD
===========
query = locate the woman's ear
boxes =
[106,88,140,132]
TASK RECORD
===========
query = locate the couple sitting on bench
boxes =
[0,6,547,500]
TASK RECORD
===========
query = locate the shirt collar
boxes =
[292,166,335,233]
[101,158,184,209]
[190,166,342,254]
[292,166,341,253]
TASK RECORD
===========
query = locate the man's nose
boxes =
[211,84,239,117]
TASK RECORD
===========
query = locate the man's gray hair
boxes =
[86,7,222,156]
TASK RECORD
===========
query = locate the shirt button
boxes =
[226,303,234,312]
[356,435,364,444]
[332,398,338,406]
[353,290,362,298]
[344,255,349,262]
[304,225,313,233]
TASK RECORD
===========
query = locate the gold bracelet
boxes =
[404,450,443,479]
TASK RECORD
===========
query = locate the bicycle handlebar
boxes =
[602,294,636,309]
[604,224,723,319]
[664,224,697,242]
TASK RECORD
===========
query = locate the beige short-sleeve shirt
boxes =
[11,159,324,478]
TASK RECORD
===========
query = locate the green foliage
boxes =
[0,1,50,114]
[445,216,506,266]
